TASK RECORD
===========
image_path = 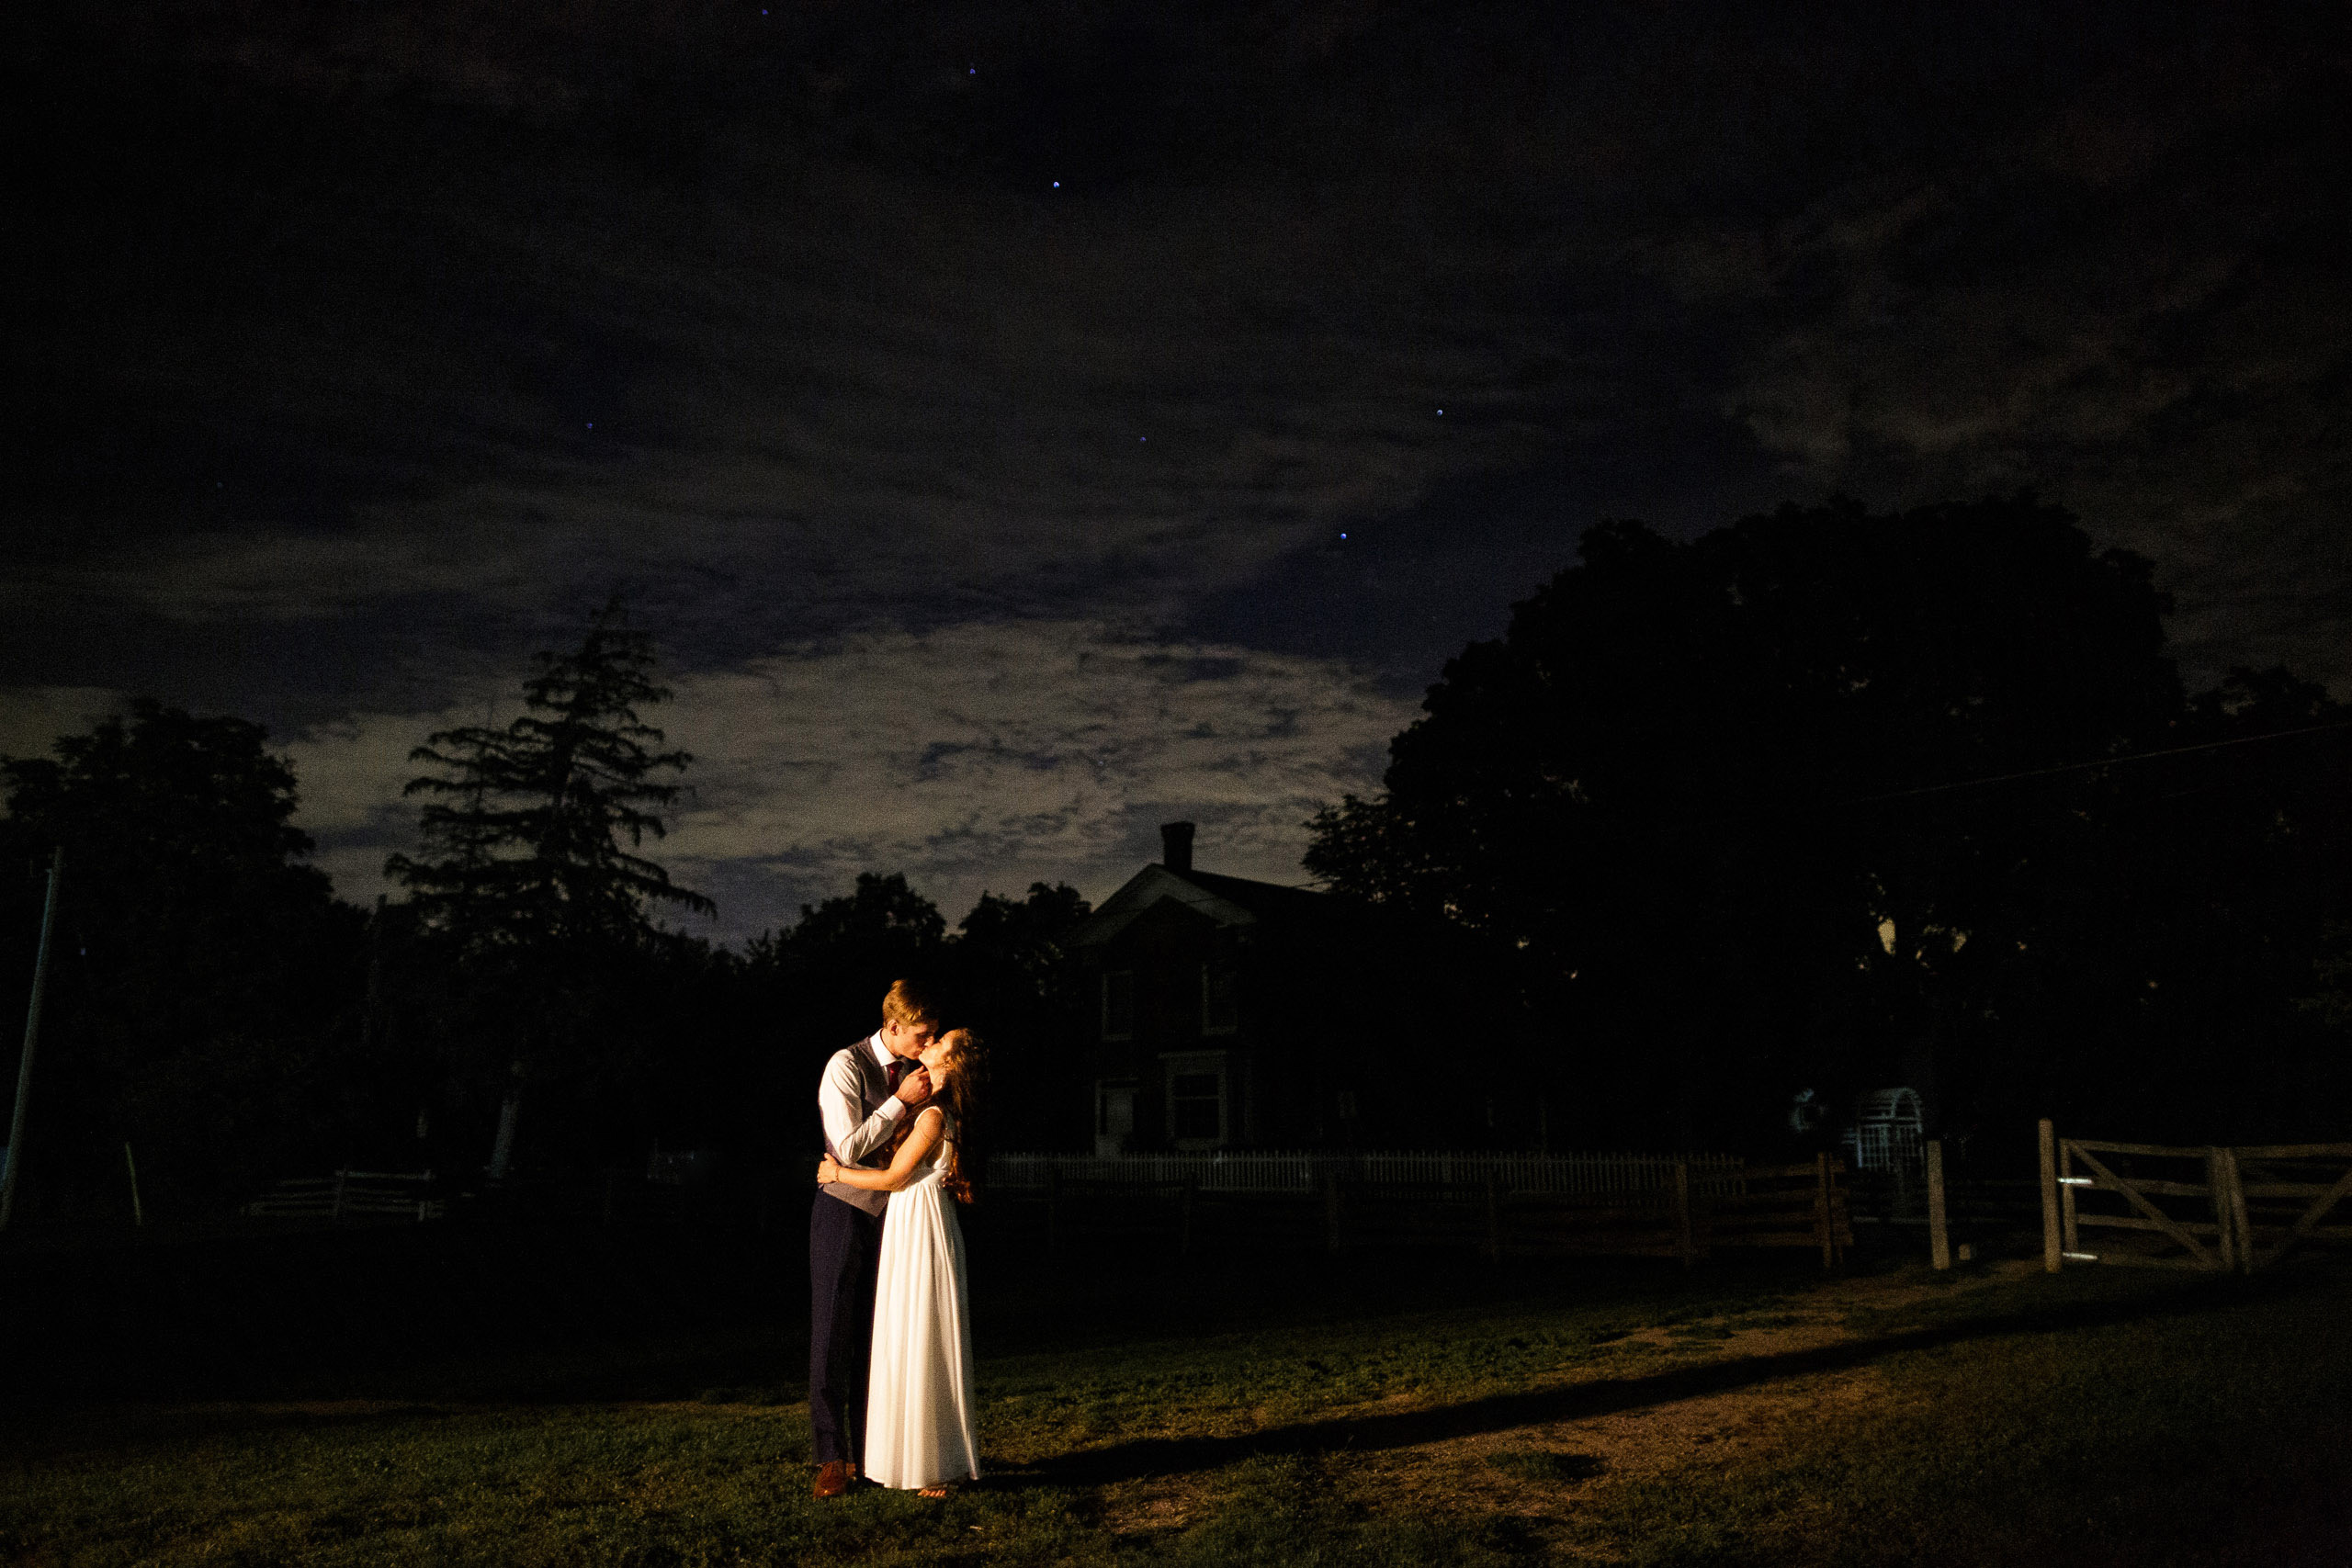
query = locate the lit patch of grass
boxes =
[1569,1267,2352,1568]
[1484,1450,1604,1483]
[6,1256,2348,1565]
[1158,1455,1537,1568]
[0,1404,1109,1568]
[977,1306,1662,1444]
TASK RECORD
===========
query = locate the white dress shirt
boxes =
[820,1030,910,1168]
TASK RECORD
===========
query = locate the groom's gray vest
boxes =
[820,1037,899,1218]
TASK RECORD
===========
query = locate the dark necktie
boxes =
[885,1059,905,1097]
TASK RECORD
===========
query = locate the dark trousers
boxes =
[808,1191,883,1465]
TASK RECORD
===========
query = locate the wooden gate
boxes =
[2037,1122,2352,1274]
[2230,1145,2352,1270]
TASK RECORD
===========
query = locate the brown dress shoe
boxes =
[813,1460,854,1499]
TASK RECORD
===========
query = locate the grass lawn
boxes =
[2,1224,2346,1565]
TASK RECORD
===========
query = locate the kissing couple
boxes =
[808,979,982,1499]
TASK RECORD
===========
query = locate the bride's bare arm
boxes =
[819,1106,944,1191]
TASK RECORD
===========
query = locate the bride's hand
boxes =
[817,1156,840,1185]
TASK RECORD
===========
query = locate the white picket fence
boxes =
[990,1149,1745,1197]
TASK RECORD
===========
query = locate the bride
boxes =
[816,1027,982,1497]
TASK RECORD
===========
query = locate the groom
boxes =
[808,977,941,1499]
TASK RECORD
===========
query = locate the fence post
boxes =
[2221,1147,2254,1274]
[1672,1158,1694,1269]
[2038,1119,2061,1272]
[1046,1164,1061,1254]
[2059,1141,2079,1255]
[1181,1176,1196,1257]
[1484,1174,1501,1262]
[2205,1146,2252,1273]
[123,1142,145,1229]
[1322,1171,1342,1254]
[332,1169,348,1224]
[2199,1147,2229,1272]
[1814,1152,1833,1269]
[1926,1138,1950,1270]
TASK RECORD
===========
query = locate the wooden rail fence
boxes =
[242,1170,445,1224]
[2035,1121,2352,1273]
[992,1149,1747,1197]
[1003,1153,1850,1268]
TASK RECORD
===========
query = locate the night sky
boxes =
[8,3,2347,941]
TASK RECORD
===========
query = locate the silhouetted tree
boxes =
[0,701,366,1212]
[1309,496,2349,1149]
[954,882,1091,1001]
[384,598,712,1174]
[732,876,1098,1155]
[745,873,947,1058]
[948,882,1093,1148]
[389,595,711,946]
[2119,666,2352,1136]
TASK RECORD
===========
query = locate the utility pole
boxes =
[1,846,64,1231]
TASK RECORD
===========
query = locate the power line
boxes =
[1840,717,2352,807]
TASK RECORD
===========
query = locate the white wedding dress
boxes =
[864,1112,980,1490]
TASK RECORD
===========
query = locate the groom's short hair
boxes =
[880,977,943,1030]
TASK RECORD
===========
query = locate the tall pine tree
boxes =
[389,596,712,946]
[386,599,712,1173]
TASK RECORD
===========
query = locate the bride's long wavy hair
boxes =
[934,1028,986,1206]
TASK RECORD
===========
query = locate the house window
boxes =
[1201,963,1239,1033]
[1162,1048,1234,1149]
[1336,1089,1359,1121]
[1170,1072,1222,1141]
[1102,970,1136,1039]
[1097,1085,1134,1136]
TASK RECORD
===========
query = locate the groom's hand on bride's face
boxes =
[893,1066,933,1106]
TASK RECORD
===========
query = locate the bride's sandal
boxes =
[918,1483,955,1500]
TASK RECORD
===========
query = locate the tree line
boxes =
[1306,495,2352,1156]
[0,603,1092,1218]
[4,497,2347,1214]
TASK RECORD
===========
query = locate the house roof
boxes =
[1070,863,1331,948]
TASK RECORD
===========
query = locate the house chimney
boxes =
[1159,820,1195,874]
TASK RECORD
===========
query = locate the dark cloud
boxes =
[6,2,2346,931]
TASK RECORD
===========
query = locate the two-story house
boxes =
[1074,821,1506,1154]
